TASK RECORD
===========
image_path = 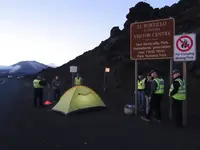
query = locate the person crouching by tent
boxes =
[33,76,46,108]
[52,76,61,102]
[74,74,83,86]
[137,72,146,113]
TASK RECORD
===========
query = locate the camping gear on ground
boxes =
[52,85,106,115]
[44,100,52,105]
[124,104,135,115]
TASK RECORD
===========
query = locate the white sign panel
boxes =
[174,33,196,62]
[70,66,77,73]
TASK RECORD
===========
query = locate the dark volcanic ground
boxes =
[0,78,200,150]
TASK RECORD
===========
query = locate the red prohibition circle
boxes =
[176,35,193,52]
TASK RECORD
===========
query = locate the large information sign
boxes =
[130,18,175,60]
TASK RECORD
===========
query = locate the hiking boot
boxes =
[139,107,145,112]
[153,118,161,123]
[176,123,184,128]
[141,116,150,122]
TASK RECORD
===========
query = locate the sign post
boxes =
[104,67,110,91]
[174,33,196,126]
[169,59,173,119]
[134,60,138,114]
[70,66,78,86]
[130,18,175,115]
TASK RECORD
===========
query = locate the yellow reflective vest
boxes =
[138,78,146,90]
[169,78,186,100]
[33,79,43,88]
[154,78,164,94]
[74,77,82,85]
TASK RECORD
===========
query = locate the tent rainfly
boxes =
[52,85,106,115]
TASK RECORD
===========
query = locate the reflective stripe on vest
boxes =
[154,78,164,94]
[75,77,82,85]
[169,78,186,100]
[33,79,43,88]
[138,78,145,90]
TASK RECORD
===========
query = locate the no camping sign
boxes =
[174,33,196,62]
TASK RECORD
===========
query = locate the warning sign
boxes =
[174,33,196,62]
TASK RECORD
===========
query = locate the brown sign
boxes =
[130,18,175,60]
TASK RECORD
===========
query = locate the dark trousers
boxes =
[146,94,163,120]
[34,88,43,107]
[173,98,183,127]
[53,89,60,102]
[138,90,145,110]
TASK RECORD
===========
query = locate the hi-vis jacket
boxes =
[33,79,44,88]
[153,78,164,94]
[169,78,186,100]
[74,77,82,85]
[138,78,146,90]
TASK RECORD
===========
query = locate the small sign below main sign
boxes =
[174,33,196,62]
[70,66,77,73]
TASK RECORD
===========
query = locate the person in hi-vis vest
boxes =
[33,76,46,107]
[74,74,83,86]
[141,69,164,122]
[169,69,186,128]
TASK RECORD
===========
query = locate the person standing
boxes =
[33,76,46,107]
[145,73,153,98]
[144,73,153,114]
[52,76,60,102]
[169,69,186,128]
[137,73,146,113]
[74,74,83,86]
[141,70,164,122]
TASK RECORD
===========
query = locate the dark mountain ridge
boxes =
[40,0,200,82]
[39,0,200,116]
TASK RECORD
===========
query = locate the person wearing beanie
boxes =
[169,69,186,128]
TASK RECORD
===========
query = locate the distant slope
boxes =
[0,66,12,70]
[0,61,51,77]
[47,63,57,68]
[9,61,50,74]
[0,66,12,76]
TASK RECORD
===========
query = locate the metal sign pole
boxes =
[182,62,187,126]
[130,18,175,115]
[71,73,74,87]
[134,60,138,114]
[48,84,51,101]
[103,71,106,91]
[48,90,51,101]
[169,59,173,119]
[173,33,196,126]
[104,67,110,91]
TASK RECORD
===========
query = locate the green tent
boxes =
[52,85,106,115]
